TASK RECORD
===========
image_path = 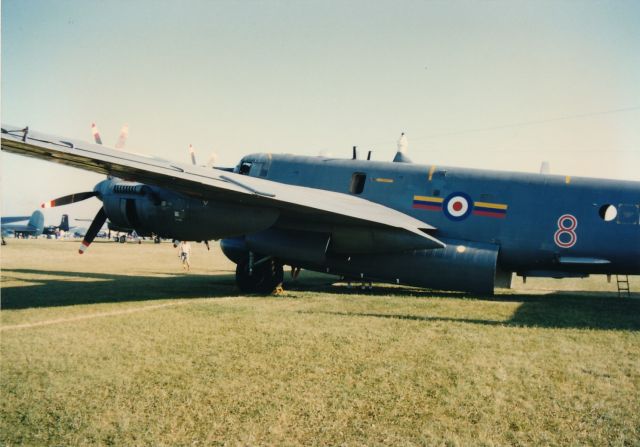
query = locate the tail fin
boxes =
[60,214,70,231]
[28,210,45,234]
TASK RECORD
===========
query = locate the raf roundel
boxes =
[443,192,473,221]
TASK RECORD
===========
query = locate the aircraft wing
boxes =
[1,223,38,234]
[1,216,31,224]
[1,126,444,250]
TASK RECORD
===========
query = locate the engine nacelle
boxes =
[100,182,279,240]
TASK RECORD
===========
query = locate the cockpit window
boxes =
[250,162,268,177]
[239,162,252,175]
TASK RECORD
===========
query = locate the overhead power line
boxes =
[410,106,640,141]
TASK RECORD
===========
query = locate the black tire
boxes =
[119,235,126,243]
[236,258,284,294]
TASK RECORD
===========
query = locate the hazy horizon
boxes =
[2,0,639,224]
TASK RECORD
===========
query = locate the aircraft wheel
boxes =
[236,258,283,294]
[154,236,161,244]
[119,235,126,243]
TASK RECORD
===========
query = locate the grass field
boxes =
[1,239,639,446]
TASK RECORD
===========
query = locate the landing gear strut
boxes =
[236,256,284,294]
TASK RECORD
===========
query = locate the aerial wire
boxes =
[408,106,640,142]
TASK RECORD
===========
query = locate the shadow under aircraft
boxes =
[2,268,639,331]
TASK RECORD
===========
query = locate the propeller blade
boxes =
[189,144,197,165]
[206,152,218,168]
[540,161,550,174]
[41,191,98,208]
[79,208,107,254]
[115,124,129,149]
[397,132,408,154]
[91,122,103,145]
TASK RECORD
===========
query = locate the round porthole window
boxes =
[598,204,617,222]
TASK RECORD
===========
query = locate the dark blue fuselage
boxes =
[238,153,640,276]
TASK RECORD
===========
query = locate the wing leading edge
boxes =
[1,125,444,250]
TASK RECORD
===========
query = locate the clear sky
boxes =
[2,0,639,224]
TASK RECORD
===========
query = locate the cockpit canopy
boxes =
[234,153,272,178]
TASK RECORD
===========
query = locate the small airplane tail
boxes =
[59,214,70,231]
[28,210,45,234]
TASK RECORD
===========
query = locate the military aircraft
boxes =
[1,210,45,240]
[2,125,639,295]
[39,214,71,236]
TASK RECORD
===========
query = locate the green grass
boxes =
[1,239,639,445]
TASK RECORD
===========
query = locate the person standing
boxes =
[178,240,192,271]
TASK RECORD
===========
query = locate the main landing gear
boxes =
[236,254,284,294]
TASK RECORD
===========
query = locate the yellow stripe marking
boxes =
[474,201,508,210]
[374,178,394,183]
[428,165,436,181]
[414,195,444,203]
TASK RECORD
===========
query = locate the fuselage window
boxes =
[598,204,617,222]
[617,204,639,225]
[350,172,366,194]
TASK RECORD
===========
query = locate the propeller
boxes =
[115,124,129,149]
[540,161,550,174]
[91,123,102,144]
[92,122,128,149]
[188,144,218,168]
[79,208,107,254]
[392,132,412,163]
[41,191,99,208]
[188,144,197,165]
[43,187,105,254]
[397,132,408,154]
[206,152,218,168]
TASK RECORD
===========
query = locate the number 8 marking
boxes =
[554,214,577,248]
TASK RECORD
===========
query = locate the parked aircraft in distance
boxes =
[2,125,639,294]
[38,214,72,236]
[1,210,45,240]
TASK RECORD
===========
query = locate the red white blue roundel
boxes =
[443,192,473,221]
